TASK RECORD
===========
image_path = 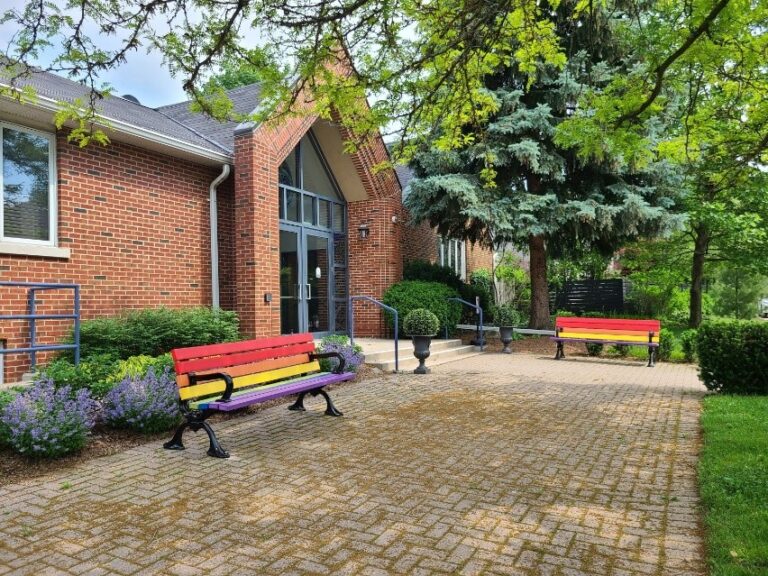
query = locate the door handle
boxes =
[306,283,312,301]
[296,284,303,301]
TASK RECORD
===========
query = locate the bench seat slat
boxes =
[558,331,659,343]
[179,360,321,401]
[171,333,312,362]
[175,341,316,375]
[190,372,324,409]
[205,372,355,412]
[552,337,659,347]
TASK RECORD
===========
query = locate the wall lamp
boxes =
[357,224,370,239]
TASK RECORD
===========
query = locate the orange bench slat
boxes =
[555,317,660,331]
[175,353,311,388]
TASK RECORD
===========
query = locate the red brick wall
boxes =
[466,242,494,276]
[0,132,227,383]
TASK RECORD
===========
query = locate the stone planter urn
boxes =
[411,335,433,374]
[403,308,441,375]
[499,326,514,354]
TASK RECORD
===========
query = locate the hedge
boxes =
[697,320,768,394]
[382,281,461,336]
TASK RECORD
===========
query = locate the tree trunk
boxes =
[528,234,550,329]
[689,226,709,328]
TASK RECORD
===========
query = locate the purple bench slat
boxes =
[551,337,659,347]
[205,372,355,412]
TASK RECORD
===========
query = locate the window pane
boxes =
[278,188,285,219]
[332,204,344,232]
[286,190,300,222]
[279,148,298,187]
[2,127,50,241]
[301,134,342,200]
[303,195,315,225]
[318,199,331,228]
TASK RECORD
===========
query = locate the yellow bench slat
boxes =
[179,360,321,401]
[559,331,659,343]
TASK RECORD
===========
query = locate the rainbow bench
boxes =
[552,317,660,367]
[163,333,354,458]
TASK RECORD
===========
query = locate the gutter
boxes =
[209,164,231,309]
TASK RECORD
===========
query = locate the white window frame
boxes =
[438,236,466,280]
[0,121,58,247]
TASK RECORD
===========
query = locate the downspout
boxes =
[209,164,231,309]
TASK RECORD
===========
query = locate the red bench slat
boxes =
[174,341,316,375]
[171,333,313,362]
[555,318,660,331]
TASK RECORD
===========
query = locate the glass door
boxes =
[280,225,333,335]
[279,227,302,334]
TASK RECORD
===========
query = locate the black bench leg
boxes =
[314,389,343,417]
[200,421,229,458]
[288,392,308,412]
[164,421,190,451]
[554,341,564,360]
[647,347,656,368]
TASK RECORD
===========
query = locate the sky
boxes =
[1,1,197,108]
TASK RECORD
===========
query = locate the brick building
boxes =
[0,69,491,384]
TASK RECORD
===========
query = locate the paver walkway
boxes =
[0,354,706,576]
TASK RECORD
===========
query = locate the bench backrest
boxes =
[171,333,319,402]
[555,317,661,343]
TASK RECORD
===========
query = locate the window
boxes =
[438,237,466,280]
[0,123,56,245]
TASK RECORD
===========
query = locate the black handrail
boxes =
[446,297,484,351]
[348,296,399,372]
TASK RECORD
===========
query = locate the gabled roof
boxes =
[0,67,262,161]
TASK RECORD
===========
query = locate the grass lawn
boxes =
[700,395,768,575]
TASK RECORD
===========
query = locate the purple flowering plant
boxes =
[0,379,98,458]
[317,335,364,374]
[102,367,181,434]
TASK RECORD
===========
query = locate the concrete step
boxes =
[371,343,484,372]
[362,338,466,364]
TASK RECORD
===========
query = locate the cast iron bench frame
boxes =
[164,333,353,458]
[552,317,661,367]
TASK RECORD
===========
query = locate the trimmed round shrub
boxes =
[492,303,521,327]
[403,308,440,336]
[103,368,181,434]
[0,380,98,458]
[680,329,697,362]
[316,335,364,373]
[698,320,768,394]
[657,328,674,362]
[382,281,461,336]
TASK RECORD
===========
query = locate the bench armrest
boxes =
[310,351,346,375]
[188,372,235,403]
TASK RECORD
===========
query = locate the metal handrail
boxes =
[348,296,399,373]
[446,297,484,351]
[0,282,81,368]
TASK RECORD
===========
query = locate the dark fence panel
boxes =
[552,279,627,314]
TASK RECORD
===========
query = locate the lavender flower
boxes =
[317,336,364,374]
[0,379,97,458]
[102,367,180,433]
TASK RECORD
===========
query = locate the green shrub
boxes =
[585,343,603,356]
[73,307,240,360]
[382,281,461,336]
[315,335,364,373]
[403,260,463,291]
[610,345,629,357]
[0,387,24,446]
[492,303,521,327]
[465,269,495,317]
[680,329,697,362]
[698,321,768,394]
[403,308,440,336]
[39,354,120,399]
[657,328,674,362]
[106,353,175,385]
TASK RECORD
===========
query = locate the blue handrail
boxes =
[0,282,81,369]
[348,296,399,373]
[446,297,484,351]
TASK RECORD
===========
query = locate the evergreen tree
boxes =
[405,6,683,328]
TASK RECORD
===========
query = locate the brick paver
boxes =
[0,354,706,575]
